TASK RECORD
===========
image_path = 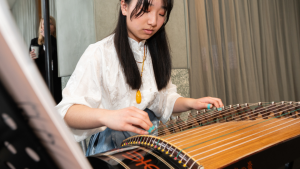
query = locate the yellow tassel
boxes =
[136,90,142,104]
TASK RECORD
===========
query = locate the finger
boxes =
[210,97,224,107]
[205,103,214,109]
[217,99,224,107]
[126,116,152,131]
[216,98,224,107]
[211,97,224,107]
[129,107,152,127]
[203,97,220,108]
[194,102,211,110]
[204,98,219,108]
[124,124,148,135]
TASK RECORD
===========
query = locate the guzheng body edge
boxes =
[88,101,300,169]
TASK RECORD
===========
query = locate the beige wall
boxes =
[93,0,189,69]
[165,0,189,69]
[94,0,119,40]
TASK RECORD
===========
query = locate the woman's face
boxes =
[40,20,55,36]
[121,0,166,42]
[49,20,55,35]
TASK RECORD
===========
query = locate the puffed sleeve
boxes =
[56,44,106,142]
[150,80,182,124]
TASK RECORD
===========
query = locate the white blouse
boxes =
[56,34,182,142]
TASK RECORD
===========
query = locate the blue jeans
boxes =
[86,108,158,156]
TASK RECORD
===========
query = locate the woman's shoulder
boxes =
[81,34,115,61]
[94,34,115,48]
[30,37,39,45]
[50,35,57,42]
[31,37,38,41]
[86,34,116,58]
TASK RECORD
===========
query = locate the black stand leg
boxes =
[285,161,294,169]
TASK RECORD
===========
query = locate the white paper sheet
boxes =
[0,1,92,168]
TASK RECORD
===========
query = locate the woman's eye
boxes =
[160,10,166,17]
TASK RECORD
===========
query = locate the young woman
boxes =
[56,0,224,156]
[29,16,62,104]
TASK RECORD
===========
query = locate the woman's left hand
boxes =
[173,97,224,113]
[191,97,224,110]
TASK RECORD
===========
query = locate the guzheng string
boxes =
[163,103,300,168]
[193,114,300,159]
[162,103,291,143]
[122,101,300,169]
[155,104,250,135]
[171,103,299,148]
[180,104,299,152]
[157,101,293,136]
[170,105,298,153]
[183,116,290,156]
[154,102,272,136]
[151,103,299,149]
[189,112,300,169]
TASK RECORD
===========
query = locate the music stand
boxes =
[0,1,91,168]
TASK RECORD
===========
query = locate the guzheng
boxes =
[88,101,300,169]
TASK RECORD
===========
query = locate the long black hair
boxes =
[114,0,174,91]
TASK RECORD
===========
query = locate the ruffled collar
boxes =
[128,37,146,49]
[128,37,147,63]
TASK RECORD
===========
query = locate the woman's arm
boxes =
[173,97,224,113]
[65,104,152,135]
[57,44,153,136]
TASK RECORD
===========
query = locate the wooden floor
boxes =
[162,117,300,169]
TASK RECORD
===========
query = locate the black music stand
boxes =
[0,1,91,168]
[0,79,58,169]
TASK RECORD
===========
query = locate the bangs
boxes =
[130,0,173,24]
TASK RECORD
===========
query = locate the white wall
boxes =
[11,0,38,48]
[56,0,96,77]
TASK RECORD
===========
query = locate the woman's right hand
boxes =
[101,106,153,135]
[30,49,37,59]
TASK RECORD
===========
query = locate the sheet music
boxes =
[0,1,91,168]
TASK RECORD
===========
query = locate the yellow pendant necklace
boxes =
[136,44,147,104]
